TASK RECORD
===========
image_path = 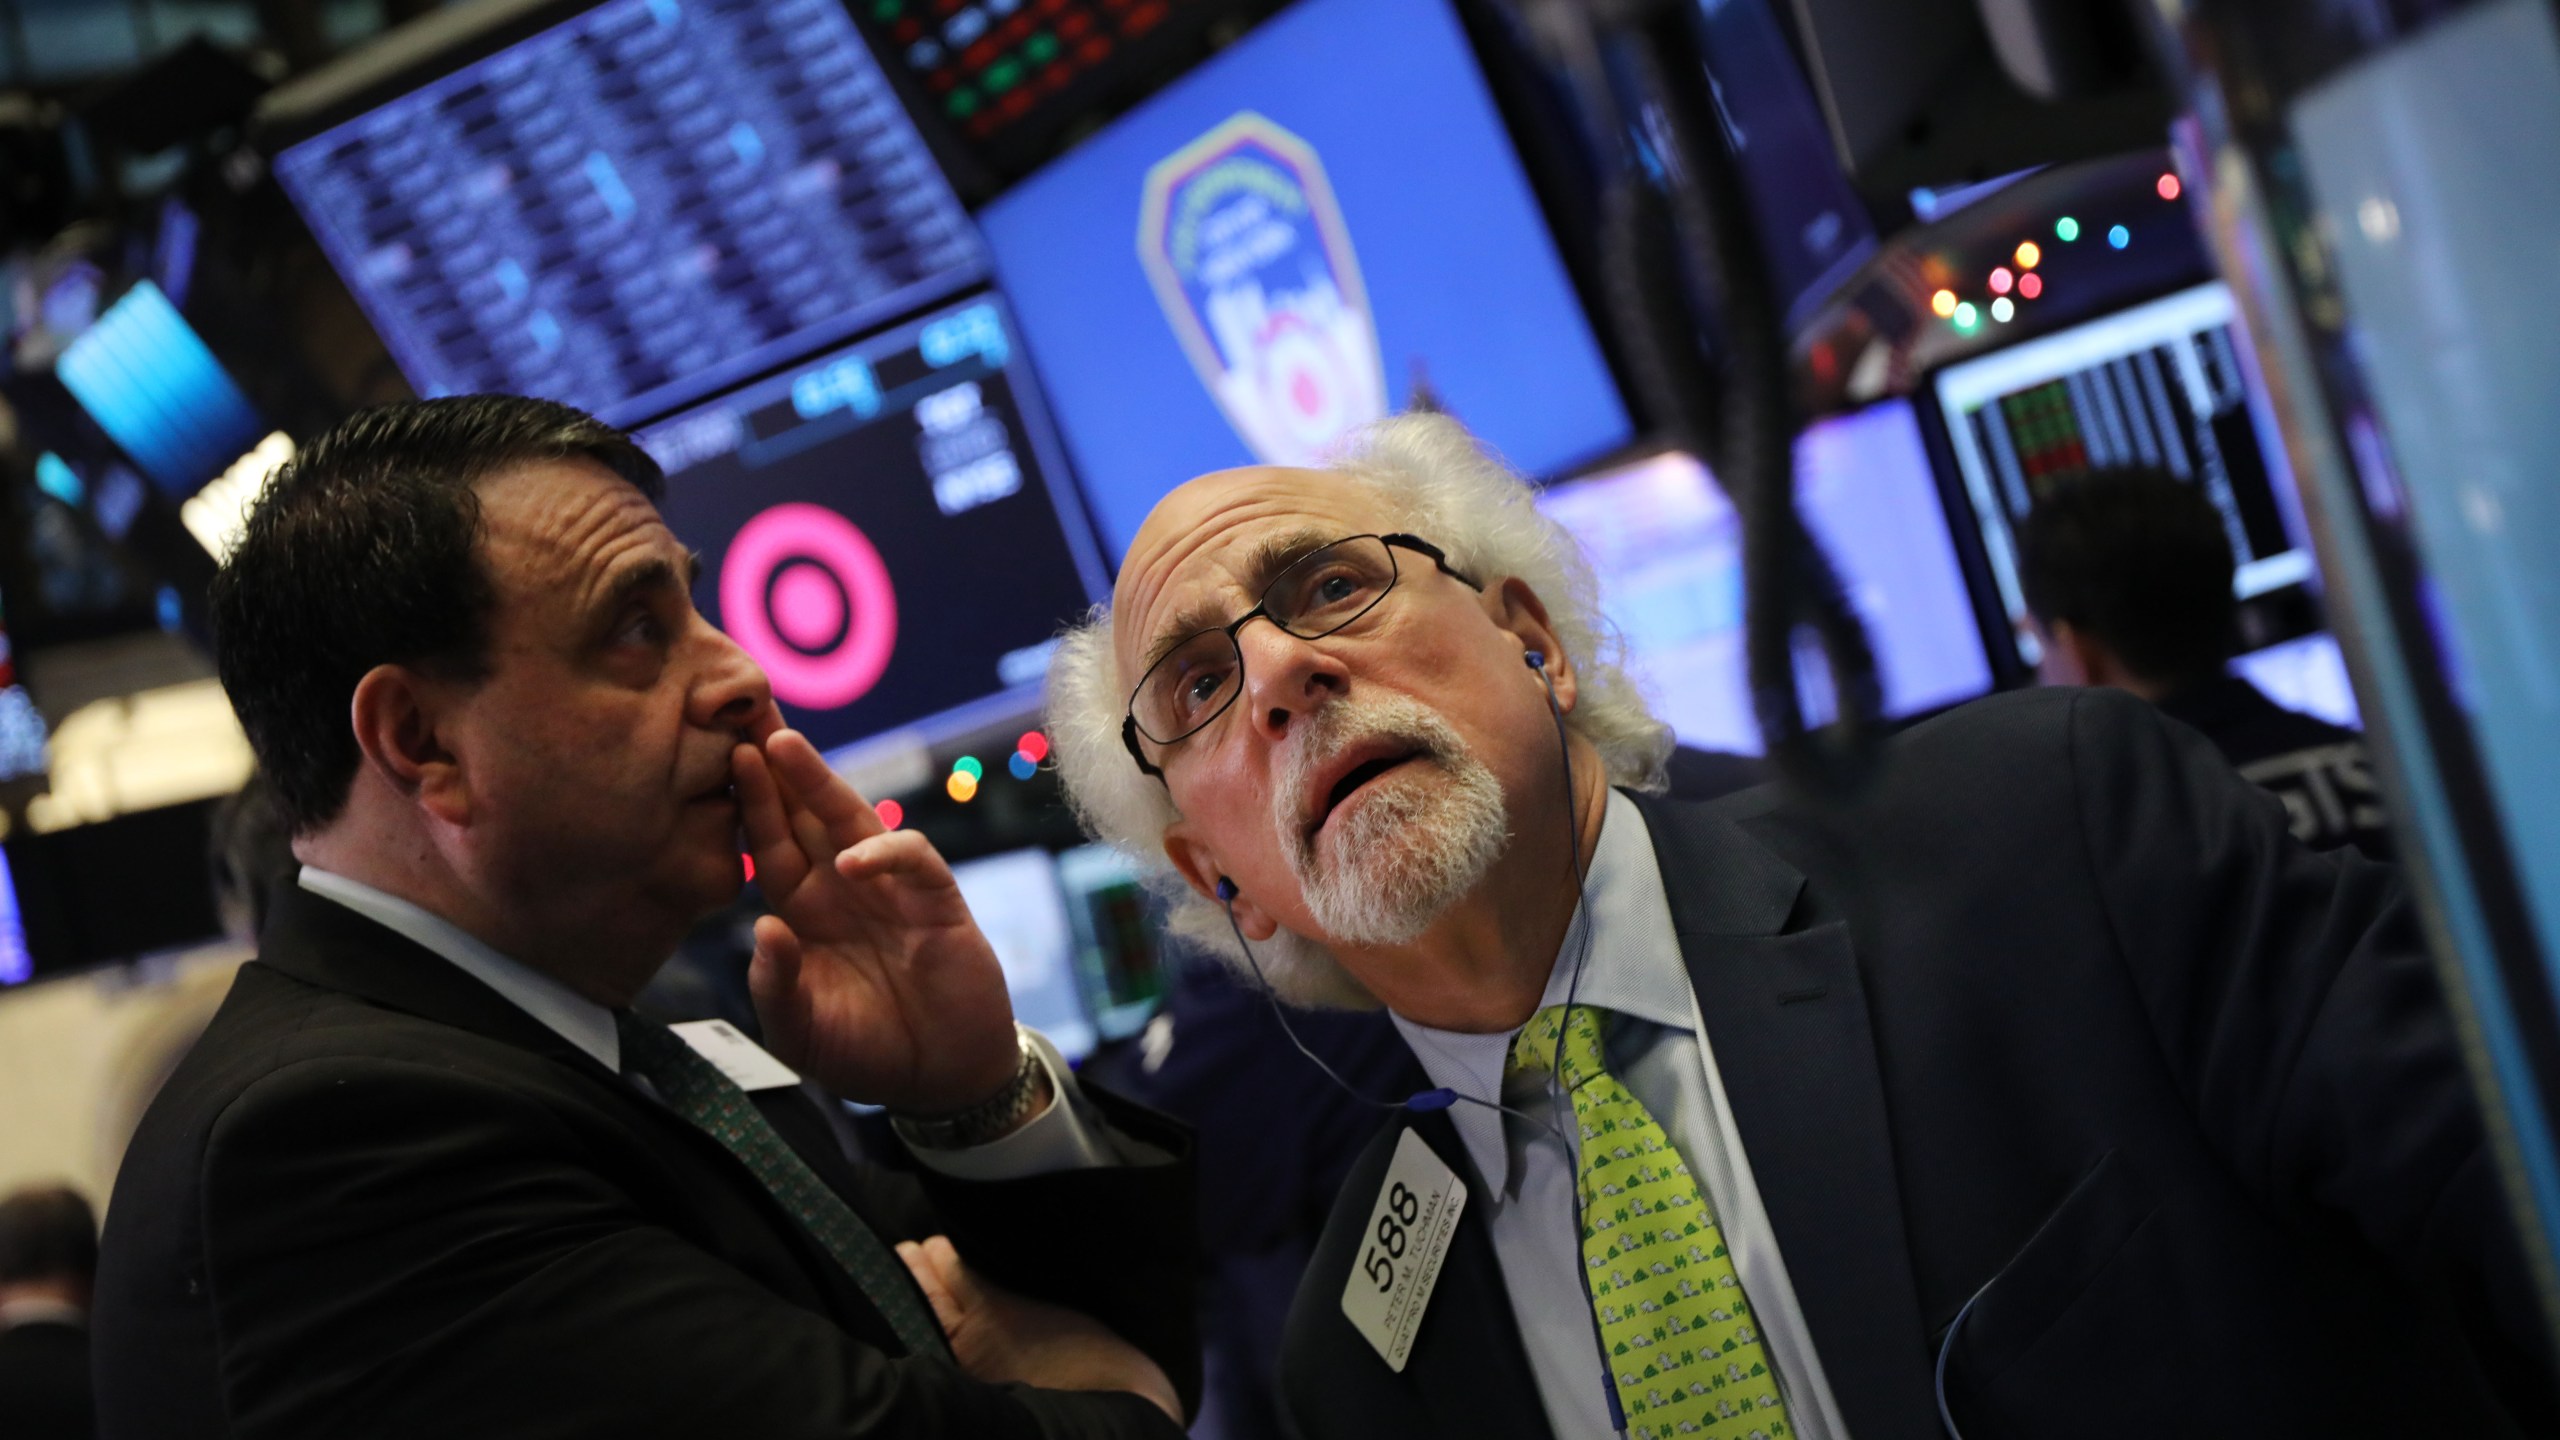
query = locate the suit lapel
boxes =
[1632,793,1941,1440]
[1290,1110,1552,1440]
[256,884,919,1343]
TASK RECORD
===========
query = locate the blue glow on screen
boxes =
[0,845,29,987]
[55,280,264,496]
[981,0,1631,560]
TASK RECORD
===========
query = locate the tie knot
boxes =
[1505,1004,1608,1090]
[616,1010,688,1081]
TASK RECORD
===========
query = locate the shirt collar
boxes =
[297,867,621,1073]
[1391,788,1689,1196]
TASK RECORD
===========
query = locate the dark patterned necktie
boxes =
[615,1011,947,1358]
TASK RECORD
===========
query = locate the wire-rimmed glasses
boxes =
[1120,533,1479,779]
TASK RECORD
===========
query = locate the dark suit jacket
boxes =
[93,886,1198,1439]
[0,1317,94,1440]
[1281,688,2554,1439]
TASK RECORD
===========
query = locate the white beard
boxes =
[1276,692,1510,948]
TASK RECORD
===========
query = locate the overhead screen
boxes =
[1539,399,1992,755]
[55,280,265,496]
[1931,280,2316,668]
[980,0,1631,558]
[637,293,1106,759]
[272,0,984,426]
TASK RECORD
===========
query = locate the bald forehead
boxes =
[1112,466,1401,679]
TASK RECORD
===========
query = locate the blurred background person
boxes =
[0,1183,98,1440]
[2020,465,2391,858]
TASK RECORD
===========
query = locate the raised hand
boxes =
[734,728,1020,1113]
[897,1236,1182,1424]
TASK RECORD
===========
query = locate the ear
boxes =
[2038,618,2106,689]
[1161,821,1282,942]
[348,663,470,827]
[1484,577,1579,715]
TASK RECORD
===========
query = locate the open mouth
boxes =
[1313,750,1423,834]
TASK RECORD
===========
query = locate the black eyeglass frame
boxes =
[1120,532,1480,781]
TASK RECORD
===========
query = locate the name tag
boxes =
[671,1020,801,1092]
[1340,1129,1469,1373]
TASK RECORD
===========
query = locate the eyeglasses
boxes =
[1121,532,1479,780]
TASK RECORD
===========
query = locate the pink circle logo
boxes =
[719,502,897,710]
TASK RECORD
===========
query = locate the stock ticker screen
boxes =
[1932,280,2316,667]
[272,0,984,426]
[637,294,1108,757]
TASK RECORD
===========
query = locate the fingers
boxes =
[896,1239,966,1334]
[919,1235,984,1312]
[833,828,959,893]
[746,915,810,1067]
[733,743,810,894]
[764,729,885,852]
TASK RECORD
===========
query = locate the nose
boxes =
[691,618,775,736]
[1235,619,1347,746]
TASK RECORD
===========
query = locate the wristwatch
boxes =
[896,1030,1050,1149]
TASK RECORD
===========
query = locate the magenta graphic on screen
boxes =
[718,502,899,711]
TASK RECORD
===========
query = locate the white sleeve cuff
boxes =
[896,1026,1130,1181]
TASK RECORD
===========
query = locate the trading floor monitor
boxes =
[1539,399,1993,755]
[637,293,1107,762]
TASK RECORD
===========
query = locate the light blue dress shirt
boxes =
[1392,791,1853,1440]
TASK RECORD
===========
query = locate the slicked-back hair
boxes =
[2017,465,2239,689]
[0,1184,97,1285]
[209,396,664,835]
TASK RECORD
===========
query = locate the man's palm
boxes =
[735,731,1018,1111]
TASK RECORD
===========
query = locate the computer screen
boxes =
[1691,0,1877,330]
[271,0,984,426]
[1930,280,2314,667]
[979,0,1632,559]
[947,847,1096,1062]
[1056,842,1163,1043]
[636,293,1107,759]
[55,280,266,497]
[1539,399,1993,754]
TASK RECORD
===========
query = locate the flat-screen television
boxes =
[1056,842,1163,1044]
[636,293,1107,760]
[1929,280,2318,670]
[1539,398,1993,754]
[947,847,1096,1062]
[55,280,266,497]
[979,0,1632,559]
[1690,0,1877,330]
[269,0,983,427]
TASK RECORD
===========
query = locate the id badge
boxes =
[1339,1129,1469,1372]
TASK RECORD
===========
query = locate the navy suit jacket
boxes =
[1281,688,2553,1439]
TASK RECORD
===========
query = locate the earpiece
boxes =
[1524,650,1545,669]
[1215,876,1237,901]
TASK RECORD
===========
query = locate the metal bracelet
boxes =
[897,1032,1045,1149]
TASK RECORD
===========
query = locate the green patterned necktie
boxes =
[1507,1004,1792,1440]
[615,1011,947,1359]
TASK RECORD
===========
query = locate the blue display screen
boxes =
[273,0,984,426]
[980,0,1631,560]
[1540,400,1992,754]
[55,281,266,496]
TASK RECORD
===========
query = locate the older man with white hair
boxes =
[1045,414,2552,1440]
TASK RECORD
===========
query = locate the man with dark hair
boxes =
[0,1184,98,1440]
[95,396,1195,1438]
[2019,465,2390,856]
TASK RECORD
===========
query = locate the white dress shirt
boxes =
[298,867,1124,1177]
[1392,791,1853,1440]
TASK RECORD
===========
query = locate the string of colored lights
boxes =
[1927,172,2181,335]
